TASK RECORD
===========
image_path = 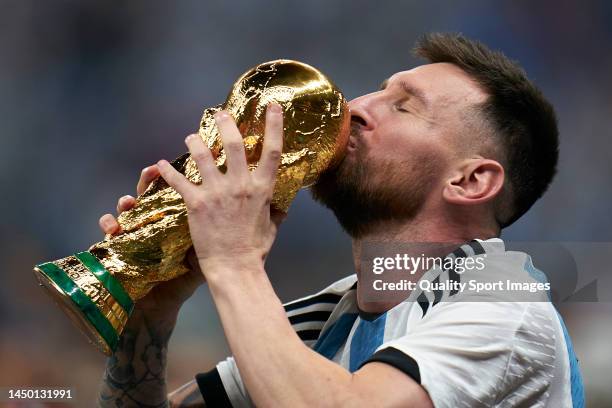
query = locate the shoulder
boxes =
[448,239,551,303]
[283,274,357,311]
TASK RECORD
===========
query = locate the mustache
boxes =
[350,122,363,139]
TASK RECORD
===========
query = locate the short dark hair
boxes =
[414,33,559,228]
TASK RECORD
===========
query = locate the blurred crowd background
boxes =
[1,0,611,406]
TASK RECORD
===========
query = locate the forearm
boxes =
[206,265,357,407]
[97,308,178,407]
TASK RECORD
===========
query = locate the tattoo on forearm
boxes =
[98,311,175,407]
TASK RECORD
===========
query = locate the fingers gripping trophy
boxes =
[33,60,350,355]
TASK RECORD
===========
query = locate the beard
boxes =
[310,125,438,238]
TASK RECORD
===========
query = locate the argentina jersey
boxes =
[195,238,584,408]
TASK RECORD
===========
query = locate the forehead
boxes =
[388,62,487,109]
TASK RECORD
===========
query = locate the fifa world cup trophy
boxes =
[33,60,350,355]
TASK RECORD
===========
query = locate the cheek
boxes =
[366,131,451,182]
[371,129,439,163]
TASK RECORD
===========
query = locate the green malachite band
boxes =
[74,251,134,314]
[36,262,119,351]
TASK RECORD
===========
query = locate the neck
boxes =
[352,211,499,314]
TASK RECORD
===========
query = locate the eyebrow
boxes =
[379,78,429,109]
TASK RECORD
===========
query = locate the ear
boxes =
[442,158,504,206]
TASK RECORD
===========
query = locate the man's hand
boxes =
[98,163,206,408]
[98,164,205,316]
[157,103,285,280]
[154,105,432,407]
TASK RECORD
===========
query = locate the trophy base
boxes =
[34,266,114,355]
[33,252,134,356]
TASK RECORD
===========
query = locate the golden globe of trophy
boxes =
[33,60,350,355]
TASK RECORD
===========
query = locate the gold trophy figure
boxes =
[34,60,350,355]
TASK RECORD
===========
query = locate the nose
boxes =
[348,93,377,131]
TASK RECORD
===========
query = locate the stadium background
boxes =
[1,1,611,406]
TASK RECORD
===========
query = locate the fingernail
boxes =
[269,103,282,113]
[101,215,112,228]
[157,159,168,167]
[214,110,229,120]
[142,166,149,173]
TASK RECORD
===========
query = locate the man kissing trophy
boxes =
[33,60,350,355]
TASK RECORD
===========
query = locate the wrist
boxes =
[198,253,265,281]
[125,306,178,342]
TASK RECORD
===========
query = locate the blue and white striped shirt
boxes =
[196,238,584,407]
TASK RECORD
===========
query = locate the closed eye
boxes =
[394,104,410,113]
